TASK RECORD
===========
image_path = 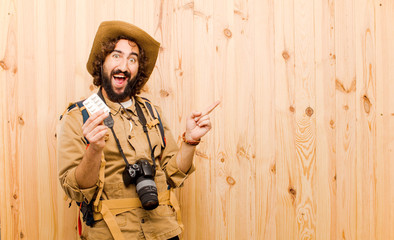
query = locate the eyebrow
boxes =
[113,49,139,57]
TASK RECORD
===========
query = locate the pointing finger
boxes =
[201,100,221,117]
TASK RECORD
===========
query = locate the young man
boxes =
[57,21,217,240]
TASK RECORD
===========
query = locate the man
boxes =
[57,21,218,240]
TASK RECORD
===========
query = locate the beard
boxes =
[102,69,137,102]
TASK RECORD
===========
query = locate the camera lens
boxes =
[135,177,159,210]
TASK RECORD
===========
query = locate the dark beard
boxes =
[102,70,136,102]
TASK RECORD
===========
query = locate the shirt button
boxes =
[121,109,125,114]
[141,218,145,223]
[128,135,132,139]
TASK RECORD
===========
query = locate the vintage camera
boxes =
[122,159,159,210]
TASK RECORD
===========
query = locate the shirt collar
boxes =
[99,90,137,116]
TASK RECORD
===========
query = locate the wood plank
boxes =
[294,0,317,238]
[0,0,18,239]
[335,0,357,238]
[375,1,394,239]
[274,0,298,239]
[55,0,79,239]
[34,0,58,238]
[75,0,95,99]
[253,0,276,239]
[232,0,256,238]
[193,0,216,239]
[16,0,40,238]
[314,0,337,239]
[355,0,378,239]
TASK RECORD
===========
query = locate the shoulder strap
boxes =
[139,97,166,148]
[76,101,90,124]
[60,100,91,144]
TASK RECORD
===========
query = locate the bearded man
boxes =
[57,21,218,240]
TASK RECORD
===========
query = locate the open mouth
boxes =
[113,74,129,87]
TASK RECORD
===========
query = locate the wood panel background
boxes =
[1,0,393,239]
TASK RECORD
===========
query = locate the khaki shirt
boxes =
[57,94,194,240]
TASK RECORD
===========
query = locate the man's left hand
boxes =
[185,100,221,142]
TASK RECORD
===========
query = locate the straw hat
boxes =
[86,20,160,84]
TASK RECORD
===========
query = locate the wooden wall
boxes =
[1,0,393,239]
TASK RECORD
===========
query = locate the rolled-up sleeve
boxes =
[155,106,196,188]
[57,108,99,203]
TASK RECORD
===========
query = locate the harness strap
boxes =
[101,203,126,240]
[170,189,184,231]
[63,100,91,144]
[93,156,106,209]
[139,97,166,148]
[92,189,183,240]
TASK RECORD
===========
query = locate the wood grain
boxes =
[335,0,357,239]
[0,0,393,239]
[274,0,297,238]
[314,0,337,239]
[355,0,377,239]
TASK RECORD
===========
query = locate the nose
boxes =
[117,57,128,71]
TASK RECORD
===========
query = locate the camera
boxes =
[122,159,159,210]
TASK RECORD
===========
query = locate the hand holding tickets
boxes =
[82,94,110,151]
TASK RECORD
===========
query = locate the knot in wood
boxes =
[305,107,314,117]
[330,120,335,129]
[226,176,236,185]
[282,51,290,61]
[363,95,371,114]
[160,89,170,98]
[18,116,25,125]
[223,28,232,38]
[289,105,295,113]
[270,163,276,174]
[0,60,9,70]
[288,186,296,197]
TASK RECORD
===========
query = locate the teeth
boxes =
[114,75,126,78]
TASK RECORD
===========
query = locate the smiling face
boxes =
[101,39,140,102]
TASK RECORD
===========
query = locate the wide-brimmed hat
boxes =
[86,20,160,84]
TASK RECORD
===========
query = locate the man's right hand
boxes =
[82,110,109,152]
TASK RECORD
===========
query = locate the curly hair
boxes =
[91,35,148,96]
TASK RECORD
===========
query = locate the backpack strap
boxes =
[139,97,166,148]
[61,100,91,144]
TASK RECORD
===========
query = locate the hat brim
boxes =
[87,21,160,86]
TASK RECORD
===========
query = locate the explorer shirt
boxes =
[57,93,194,240]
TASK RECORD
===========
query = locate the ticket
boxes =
[83,93,110,115]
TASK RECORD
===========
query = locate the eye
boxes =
[112,53,120,59]
[129,58,137,63]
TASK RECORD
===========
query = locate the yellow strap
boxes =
[94,190,183,239]
[93,157,106,210]
[169,189,184,231]
[93,190,171,220]
[101,202,126,240]
[93,197,142,221]
[147,119,160,129]
[88,147,184,238]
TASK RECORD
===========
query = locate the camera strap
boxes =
[97,88,157,170]
[135,101,157,171]
[97,89,132,168]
